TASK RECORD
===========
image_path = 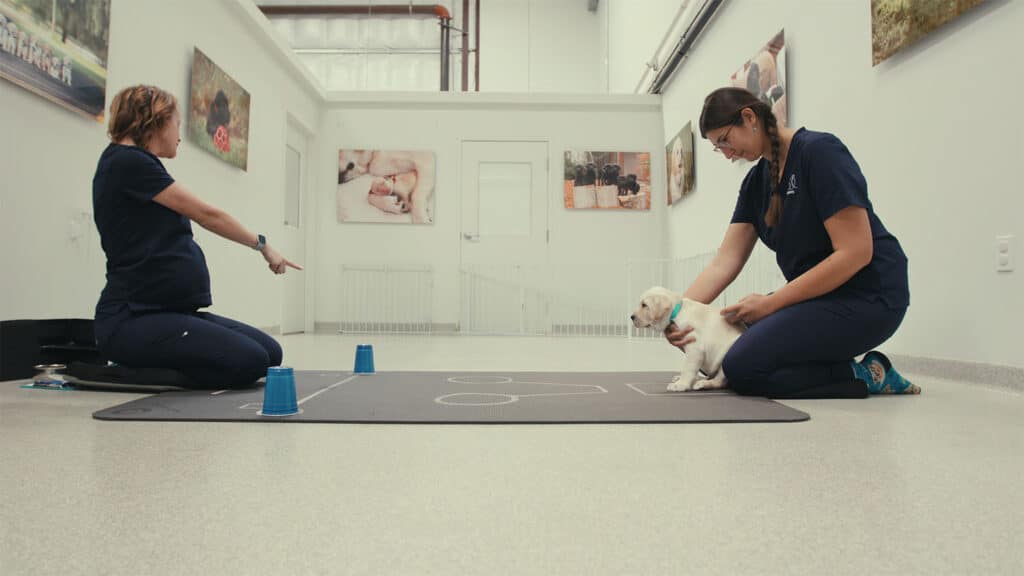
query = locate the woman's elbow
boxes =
[854,245,873,270]
[194,206,225,230]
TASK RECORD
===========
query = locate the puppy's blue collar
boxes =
[669,301,682,323]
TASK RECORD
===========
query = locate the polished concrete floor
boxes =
[1,334,1022,575]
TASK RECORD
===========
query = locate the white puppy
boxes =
[631,286,744,392]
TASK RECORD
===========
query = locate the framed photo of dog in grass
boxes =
[730,29,786,128]
[187,47,250,171]
[871,0,987,65]
[0,0,111,121]
[563,151,651,210]
[666,121,695,206]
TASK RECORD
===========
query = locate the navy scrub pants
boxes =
[98,310,282,389]
[721,294,906,399]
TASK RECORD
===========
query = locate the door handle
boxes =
[463,233,480,242]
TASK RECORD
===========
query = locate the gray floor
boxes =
[1,334,1022,575]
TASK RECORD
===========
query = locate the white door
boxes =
[281,119,308,335]
[460,141,549,334]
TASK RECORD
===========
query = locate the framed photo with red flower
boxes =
[187,47,250,171]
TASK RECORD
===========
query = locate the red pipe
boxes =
[474,0,480,90]
[461,0,469,91]
[259,5,451,19]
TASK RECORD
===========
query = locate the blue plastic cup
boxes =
[354,344,375,374]
[260,366,299,416]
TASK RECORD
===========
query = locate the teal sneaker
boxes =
[860,351,920,395]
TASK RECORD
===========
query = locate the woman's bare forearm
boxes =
[195,209,261,251]
[684,258,742,304]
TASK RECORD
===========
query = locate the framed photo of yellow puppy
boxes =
[563,151,651,210]
[666,121,695,206]
[336,149,436,224]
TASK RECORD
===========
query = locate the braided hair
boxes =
[699,87,785,227]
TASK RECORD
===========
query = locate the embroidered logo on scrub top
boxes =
[785,174,798,196]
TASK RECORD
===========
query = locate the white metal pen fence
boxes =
[338,248,782,337]
[339,264,434,334]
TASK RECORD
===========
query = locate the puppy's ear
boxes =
[647,291,673,323]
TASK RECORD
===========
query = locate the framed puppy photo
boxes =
[336,149,436,225]
[730,28,786,127]
[563,151,651,210]
[666,121,695,206]
[0,0,111,121]
[187,47,251,171]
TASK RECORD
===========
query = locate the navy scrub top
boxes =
[731,128,909,309]
[92,144,212,335]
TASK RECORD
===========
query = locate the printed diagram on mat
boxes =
[625,381,732,397]
[230,373,731,413]
[435,375,608,406]
[238,373,358,411]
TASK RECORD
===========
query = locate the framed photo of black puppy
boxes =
[187,47,250,171]
[336,149,436,224]
[563,151,651,210]
[666,121,695,206]
[0,0,111,121]
[730,29,786,128]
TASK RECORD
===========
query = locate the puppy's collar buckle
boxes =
[669,301,682,323]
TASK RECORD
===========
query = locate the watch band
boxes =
[254,233,266,251]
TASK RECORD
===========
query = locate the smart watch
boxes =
[254,233,266,251]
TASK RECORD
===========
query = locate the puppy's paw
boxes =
[667,378,694,392]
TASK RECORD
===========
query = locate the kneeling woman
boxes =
[666,87,916,398]
[92,85,301,389]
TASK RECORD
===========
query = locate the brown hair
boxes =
[107,85,178,147]
[699,87,784,227]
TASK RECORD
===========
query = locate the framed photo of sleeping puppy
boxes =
[336,149,436,224]
[563,151,651,210]
[187,47,251,171]
[666,121,695,206]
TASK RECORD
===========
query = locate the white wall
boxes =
[659,0,1024,368]
[480,0,603,93]
[602,0,685,94]
[0,0,321,329]
[315,93,665,325]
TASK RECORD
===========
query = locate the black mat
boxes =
[92,371,809,424]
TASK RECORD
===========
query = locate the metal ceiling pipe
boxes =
[461,0,469,91]
[257,4,455,91]
[648,0,723,94]
[440,17,451,90]
[475,0,480,91]
[259,5,452,18]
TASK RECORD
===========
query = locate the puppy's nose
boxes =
[630,314,636,321]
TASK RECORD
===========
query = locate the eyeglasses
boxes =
[712,125,736,153]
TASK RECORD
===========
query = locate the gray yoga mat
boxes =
[92,371,809,424]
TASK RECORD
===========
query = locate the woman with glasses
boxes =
[665,87,916,398]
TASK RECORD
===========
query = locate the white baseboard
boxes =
[888,354,1023,393]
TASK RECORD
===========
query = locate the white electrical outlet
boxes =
[996,235,1014,273]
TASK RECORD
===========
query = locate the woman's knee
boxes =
[264,337,283,367]
[722,345,754,384]
[222,344,271,388]
[722,345,764,395]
